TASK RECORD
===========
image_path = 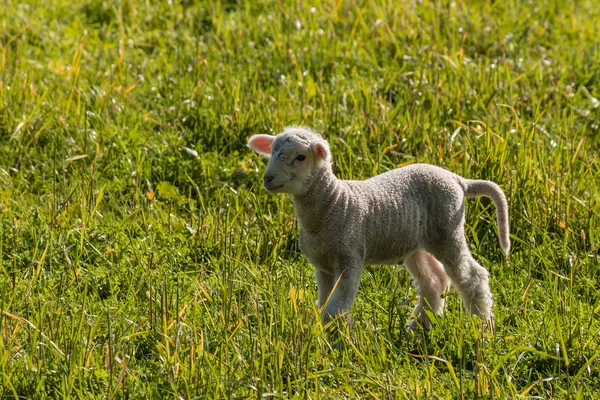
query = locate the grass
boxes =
[0,0,599,397]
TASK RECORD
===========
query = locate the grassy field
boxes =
[1,0,599,397]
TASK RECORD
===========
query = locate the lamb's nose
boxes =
[264,175,274,184]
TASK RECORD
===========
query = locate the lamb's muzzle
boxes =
[248,126,510,331]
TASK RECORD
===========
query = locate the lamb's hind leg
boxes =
[431,238,494,326]
[405,249,450,330]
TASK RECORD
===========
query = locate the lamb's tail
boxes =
[463,179,510,255]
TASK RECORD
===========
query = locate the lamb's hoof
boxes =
[484,316,495,335]
[407,318,432,333]
[331,337,345,351]
[407,347,427,360]
[324,327,345,351]
[407,320,418,332]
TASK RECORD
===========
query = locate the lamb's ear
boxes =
[247,134,275,158]
[311,140,331,167]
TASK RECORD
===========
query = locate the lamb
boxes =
[247,126,510,331]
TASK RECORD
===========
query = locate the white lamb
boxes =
[248,126,510,330]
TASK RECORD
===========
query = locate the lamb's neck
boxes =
[292,170,344,234]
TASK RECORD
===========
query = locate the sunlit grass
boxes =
[0,0,599,397]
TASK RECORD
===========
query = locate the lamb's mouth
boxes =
[264,184,284,192]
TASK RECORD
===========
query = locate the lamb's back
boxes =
[345,164,466,264]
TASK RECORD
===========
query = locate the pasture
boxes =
[1,0,599,397]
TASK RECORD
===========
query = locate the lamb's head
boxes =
[247,126,331,196]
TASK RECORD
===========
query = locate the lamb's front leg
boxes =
[315,268,335,308]
[322,261,364,325]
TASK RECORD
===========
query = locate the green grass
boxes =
[1,0,599,397]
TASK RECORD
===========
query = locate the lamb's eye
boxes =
[295,154,306,161]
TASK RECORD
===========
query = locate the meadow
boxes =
[1,0,599,397]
